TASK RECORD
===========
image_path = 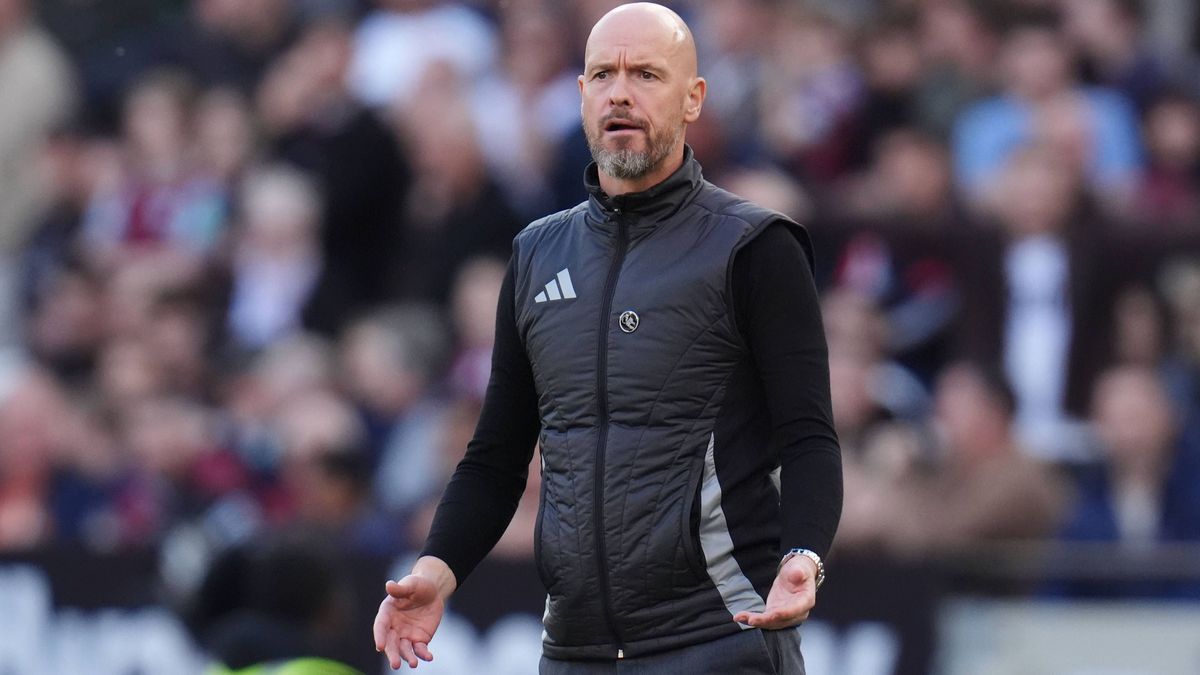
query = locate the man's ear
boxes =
[684,77,706,123]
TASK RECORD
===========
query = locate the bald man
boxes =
[374,4,841,672]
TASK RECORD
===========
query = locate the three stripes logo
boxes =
[534,268,577,303]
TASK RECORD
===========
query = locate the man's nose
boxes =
[607,73,633,107]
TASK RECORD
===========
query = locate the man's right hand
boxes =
[373,556,456,669]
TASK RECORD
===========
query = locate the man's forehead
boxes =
[584,4,693,69]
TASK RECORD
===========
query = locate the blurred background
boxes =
[0,0,1199,672]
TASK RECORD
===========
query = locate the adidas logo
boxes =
[534,268,577,303]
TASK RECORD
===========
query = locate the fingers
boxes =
[414,642,435,662]
[384,630,403,670]
[373,606,388,653]
[399,638,418,669]
[732,609,810,629]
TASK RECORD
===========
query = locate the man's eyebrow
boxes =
[585,59,669,73]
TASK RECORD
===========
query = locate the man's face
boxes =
[579,11,702,180]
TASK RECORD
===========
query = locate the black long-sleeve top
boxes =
[422,222,842,585]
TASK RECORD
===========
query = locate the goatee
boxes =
[586,121,682,180]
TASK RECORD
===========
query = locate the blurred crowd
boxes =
[2,0,1200,601]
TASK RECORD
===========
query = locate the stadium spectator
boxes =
[953,8,1142,207]
[1054,366,1200,598]
[1061,0,1169,112]
[955,144,1121,461]
[1132,92,1200,231]
[258,17,410,320]
[222,164,334,350]
[888,362,1068,556]
[392,70,522,303]
[471,5,581,218]
[0,0,77,348]
[759,5,864,183]
[337,305,449,515]
[80,70,227,267]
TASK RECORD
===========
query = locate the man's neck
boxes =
[598,148,686,197]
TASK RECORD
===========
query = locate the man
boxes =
[373,4,841,672]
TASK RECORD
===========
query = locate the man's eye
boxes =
[639,71,655,80]
[595,71,609,80]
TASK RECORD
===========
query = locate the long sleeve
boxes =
[733,223,843,559]
[420,252,541,584]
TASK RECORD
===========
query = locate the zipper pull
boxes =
[617,649,625,659]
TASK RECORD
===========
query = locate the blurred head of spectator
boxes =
[1133,92,1200,229]
[103,250,207,339]
[274,390,366,518]
[0,367,67,549]
[719,168,813,225]
[999,10,1075,104]
[1093,366,1178,490]
[123,70,199,181]
[499,4,573,95]
[256,18,356,137]
[190,531,357,671]
[121,396,216,482]
[224,335,336,427]
[96,337,167,412]
[26,263,105,381]
[339,304,447,424]
[225,164,323,352]
[861,11,923,95]
[991,144,1082,239]
[1112,285,1171,367]
[1160,260,1200,366]
[447,257,506,402]
[220,334,336,478]
[1144,93,1200,174]
[194,88,259,186]
[402,73,486,218]
[1033,93,1097,179]
[1062,0,1166,110]
[918,0,997,76]
[823,286,889,363]
[146,286,214,397]
[841,128,954,224]
[193,0,293,53]
[934,362,1021,470]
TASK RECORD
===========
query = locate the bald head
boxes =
[579,2,705,194]
[586,3,698,79]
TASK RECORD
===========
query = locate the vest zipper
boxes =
[594,212,629,658]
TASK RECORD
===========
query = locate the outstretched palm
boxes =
[731,557,817,629]
[373,576,445,669]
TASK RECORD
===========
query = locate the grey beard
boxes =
[593,147,656,179]
[587,124,682,180]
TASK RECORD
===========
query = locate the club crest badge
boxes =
[619,310,639,333]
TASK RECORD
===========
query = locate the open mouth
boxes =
[604,119,642,132]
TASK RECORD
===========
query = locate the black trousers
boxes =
[538,627,805,674]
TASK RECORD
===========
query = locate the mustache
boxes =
[600,112,646,129]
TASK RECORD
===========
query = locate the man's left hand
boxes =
[732,555,818,629]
